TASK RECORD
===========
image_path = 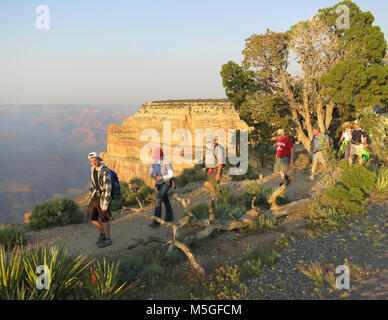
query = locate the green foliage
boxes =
[239,92,293,145]
[139,262,165,290]
[318,0,387,64]
[118,253,143,285]
[175,164,205,187]
[190,265,249,300]
[241,245,279,266]
[164,245,184,265]
[324,161,376,215]
[241,181,288,209]
[124,179,157,207]
[190,202,210,220]
[22,245,91,300]
[0,245,138,300]
[247,214,277,233]
[221,0,387,153]
[29,199,84,231]
[320,59,388,111]
[0,246,27,300]
[0,225,25,250]
[0,245,92,300]
[215,184,238,206]
[214,203,246,221]
[374,166,388,196]
[220,61,259,110]
[84,258,133,300]
[305,160,377,237]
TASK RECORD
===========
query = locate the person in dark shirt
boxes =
[349,120,367,165]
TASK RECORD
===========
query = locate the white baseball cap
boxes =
[205,135,214,143]
[88,151,101,160]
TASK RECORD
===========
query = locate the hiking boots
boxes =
[96,233,105,245]
[279,175,291,187]
[98,238,112,248]
[164,217,174,222]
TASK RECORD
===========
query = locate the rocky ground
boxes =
[246,200,387,299]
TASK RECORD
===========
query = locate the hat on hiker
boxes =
[276,129,285,135]
[88,151,102,160]
[152,148,163,160]
[205,135,214,143]
[342,121,351,128]
[312,125,320,131]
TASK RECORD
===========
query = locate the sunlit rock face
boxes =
[100,100,249,186]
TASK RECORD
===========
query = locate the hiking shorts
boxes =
[88,198,112,223]
[350,143,364,156]
[312,151,325,164]
[206,168,220,187]
[274,156,290,173]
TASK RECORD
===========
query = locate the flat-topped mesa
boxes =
[100,100,249,186]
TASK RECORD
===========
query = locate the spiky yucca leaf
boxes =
[85,258,136,300]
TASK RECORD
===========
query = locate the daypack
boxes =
[214,143,226,168]
[106,167,121,196]
[161,162,176,189]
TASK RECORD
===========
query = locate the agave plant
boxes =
[0,246,27,299]
[22,245,91,300]
[84,258,137,300]
[375,166,388,196]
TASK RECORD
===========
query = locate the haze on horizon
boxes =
[0,0,387,106]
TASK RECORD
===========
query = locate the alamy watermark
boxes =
[136,122,249,175]
[35,5,50,30]
[36,265,50,290]
[336,265,350,290]
[335,4,350,30]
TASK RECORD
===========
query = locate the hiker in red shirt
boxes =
[274,129,294,186]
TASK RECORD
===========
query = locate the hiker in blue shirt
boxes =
[148,148,174,227]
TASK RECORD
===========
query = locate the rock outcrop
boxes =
[100,100,249,186]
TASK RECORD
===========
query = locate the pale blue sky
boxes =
[0,0,387,105]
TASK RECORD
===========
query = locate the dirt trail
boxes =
[25,154,317,260]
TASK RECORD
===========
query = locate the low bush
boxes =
[122,179,157,207]
[0,225,25,250]
[241,181,288,209]
[175,164,205,187]
[190,265,249,300]
[118,253,144,285]
[324,161,376,216]
[247,215,277,233]
[305,161,377,237]
[28,199,84,230]
[374,166,388,196]
[139,262,165,290]
[214,203,246,220]
[215,184,238,206]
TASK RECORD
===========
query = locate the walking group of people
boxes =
[274,120,370,186]
[86,120,369,248]
[86,135,225,248]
